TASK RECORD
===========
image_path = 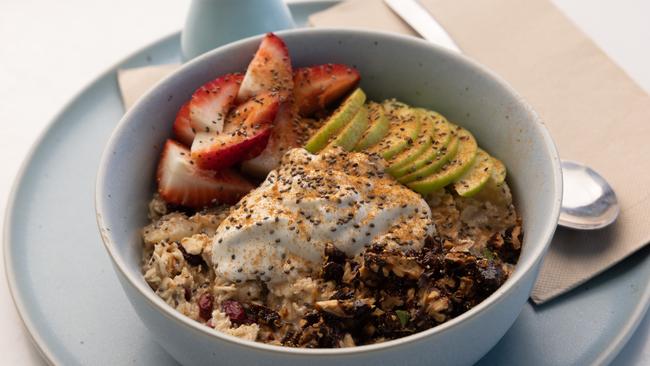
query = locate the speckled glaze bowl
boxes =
[96,28,562,366]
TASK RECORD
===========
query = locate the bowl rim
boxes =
[95,27,562,356]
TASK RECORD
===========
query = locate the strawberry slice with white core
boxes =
[241,100,301,177]
[191,91,281,170]
[189,73,242,134]
[293,64,361,117]
[172,101,195,146]
[157,140,254,208]
[237,33,293,102]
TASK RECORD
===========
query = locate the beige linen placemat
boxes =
[118,65,179,110]
[310,0,650,304]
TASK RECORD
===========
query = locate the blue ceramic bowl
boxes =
[96,28,562,366]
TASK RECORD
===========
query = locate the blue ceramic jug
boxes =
[181,0,296,61]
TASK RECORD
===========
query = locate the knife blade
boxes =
[383,0,461,52]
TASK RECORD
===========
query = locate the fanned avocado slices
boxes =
[366,101,422,160]
[386,109,434,174]
[390,110,454,178]
[407,127,478,194]
[453,148,493,197]
[325,105,369,151]
[397,135,460,183]
[470,171,512,206]
[354,102,390,151]
[425,110,454,152]
[304,88,366,153]
[303,92,505,198]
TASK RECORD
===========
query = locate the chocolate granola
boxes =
[141,180,521,347]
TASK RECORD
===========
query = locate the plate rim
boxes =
[3,30,181,366]
[593,262,650,365]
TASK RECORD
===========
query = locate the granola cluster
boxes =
[283,209,521,347]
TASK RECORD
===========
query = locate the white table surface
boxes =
[1,0,649,365]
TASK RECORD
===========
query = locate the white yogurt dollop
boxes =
[212,148,434,284]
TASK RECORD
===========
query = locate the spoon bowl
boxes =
[559,160,619,230]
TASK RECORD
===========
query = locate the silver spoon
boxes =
[385,0,620,230]
[559,160,619,229]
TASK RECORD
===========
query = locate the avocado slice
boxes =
[325,105,369,151]
[471,173,512,207]
[386,110,434,174]
[304,88,366,153]
[426,110,454,153]
[407,127,478,194]
[490,156,506,185]
[354,102,390,151]
[388,109,453,177]
[453,148,493,197]
[367,102,421,160]
[397,134,460,183]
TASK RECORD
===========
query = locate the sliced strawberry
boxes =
[293,64,361,117]
[192,128,273,171]
[172,101,195,146]
[157,140,253,208]
[237,33,293,102]
[191,92,281,170]
[189,73,243,134]
[241,100,301,177]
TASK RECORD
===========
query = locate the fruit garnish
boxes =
[453,148,493,197]
[386,109,434,174]
[172,101,195,146]
[293,63,360,116]
[407,127,478,194]
[394,136,459,181]
[304,88,366,153]
[160,32,506,200]
[354,102,389,151]
[191,91,281,170]
[366,101,422,160]
[391,114,454,178]
[237,33,293,102]
[157,140,254,207]
[198,292,214,321]
[189,73,243,134]
[241,100,301,177]
[324,104,369,151]
[490,157,507,185]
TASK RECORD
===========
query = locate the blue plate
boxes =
[5,2,650,365]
